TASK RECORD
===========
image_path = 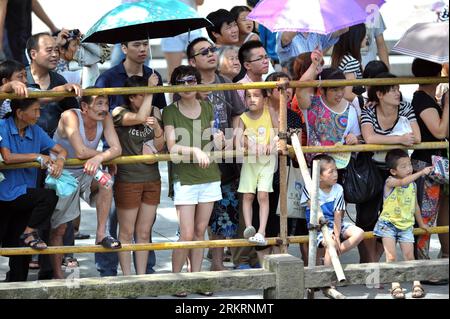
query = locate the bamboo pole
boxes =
[288,226,449,244]
[1,142,447,170]
[291,134,346,282]
[288,141,448,154]
[279,88,288,253]
[307,160,320,299]
[0,226,446,256]
[308,160,321,267]
[1,77,447,100]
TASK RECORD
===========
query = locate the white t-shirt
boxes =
[301,183,346,227]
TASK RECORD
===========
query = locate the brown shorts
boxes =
[114,180,161,209]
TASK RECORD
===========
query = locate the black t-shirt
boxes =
[411,90,446,163]
[5,0,32,64]
[26,67,79,137]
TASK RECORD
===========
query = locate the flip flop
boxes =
[411,284,426,298]
[74,232,90,240]
[197,291,213,296]
[96,236,122,249]
[390,286,405,299]
[29,260,40,270]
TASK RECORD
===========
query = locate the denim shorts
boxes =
[373,219,414,243]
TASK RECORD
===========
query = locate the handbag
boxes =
[429,155,449,184]
[276,163,306,219]
[343,152,384,204]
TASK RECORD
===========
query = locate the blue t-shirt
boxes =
[94,61,167,112]
[0,117,55,201]
[276,32,339,65]
[259,25,279,63]
[301,183,346,228]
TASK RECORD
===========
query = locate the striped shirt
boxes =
[360,101,416,135]
[338,54,362,79]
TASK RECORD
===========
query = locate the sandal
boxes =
[29,260,40,270]
[96,236,122,249]
[411,284,426,298]
[74,232,90,240]
[248,233,267,246]
[197,291,213,296]
[20,231,47,250]
[390,286,405,299]
[173,292,188,297]
[62,256,79,268]
[243,226,256,239]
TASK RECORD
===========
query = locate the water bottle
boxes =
[94,168,113,189]
[212,109,220,134]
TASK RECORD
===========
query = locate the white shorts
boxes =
[173,181,222,205]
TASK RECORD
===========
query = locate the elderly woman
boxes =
[0,98,66,281]
[360,72,421,263]
[217,45,241,82]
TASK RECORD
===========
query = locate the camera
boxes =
[68,29,81,39]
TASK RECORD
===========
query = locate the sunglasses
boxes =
[175,75,197,85]
[192,46,218,58]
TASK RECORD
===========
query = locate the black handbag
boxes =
[343,152,384,204]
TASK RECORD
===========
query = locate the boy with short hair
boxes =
[206,9,239,46]
[373,149,432,299]
[301,155,364,266]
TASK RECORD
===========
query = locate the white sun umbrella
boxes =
[392,21,449,64]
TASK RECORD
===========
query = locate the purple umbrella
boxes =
[248,0,385,34]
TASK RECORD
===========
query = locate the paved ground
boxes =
[1,162,448,299]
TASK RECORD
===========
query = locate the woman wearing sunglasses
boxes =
[162,65,224,297]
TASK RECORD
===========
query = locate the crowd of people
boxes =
[0,0,448,299]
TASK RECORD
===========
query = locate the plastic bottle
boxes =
[94,168,113,189]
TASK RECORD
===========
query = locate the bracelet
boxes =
[154,130,163,138]
[56,156,66,161]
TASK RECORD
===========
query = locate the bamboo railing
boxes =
[0,76,448,263]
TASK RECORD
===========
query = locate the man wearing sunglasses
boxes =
[187,37,246,271]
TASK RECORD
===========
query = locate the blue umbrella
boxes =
[82,0,212,43]
[45,170,79,197]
